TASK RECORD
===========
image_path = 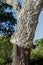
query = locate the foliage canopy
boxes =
[0,2,17,35]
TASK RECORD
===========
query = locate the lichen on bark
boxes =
[10,0,42,48]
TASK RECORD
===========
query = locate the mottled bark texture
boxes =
[12,44,30,65]
[1,0,43,65]
[10,0,43,48]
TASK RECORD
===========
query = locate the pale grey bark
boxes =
[10,0,42,48]
[10,1,43,65]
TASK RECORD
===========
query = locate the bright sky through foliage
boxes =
[0,3,17,35]
[18,0,22,5]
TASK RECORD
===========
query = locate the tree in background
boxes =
[0,2,17,65]
[0,35,13,65]
[30,38,43,65]
[0,2,17,35]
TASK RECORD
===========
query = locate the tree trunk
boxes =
[12,44,30,65]
[1,0,43,65]
[10,1,43,65]
[12,44,20,65]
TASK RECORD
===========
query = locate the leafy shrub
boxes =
[30,38,43,65]
[0,35,13,65]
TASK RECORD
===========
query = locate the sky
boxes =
[34,9,43,40]
[18,0,22,5]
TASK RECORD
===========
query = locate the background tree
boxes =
[30,38,43,65]
[0,2,17,35]
[0,2,17,65]
[0,35,13,65]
